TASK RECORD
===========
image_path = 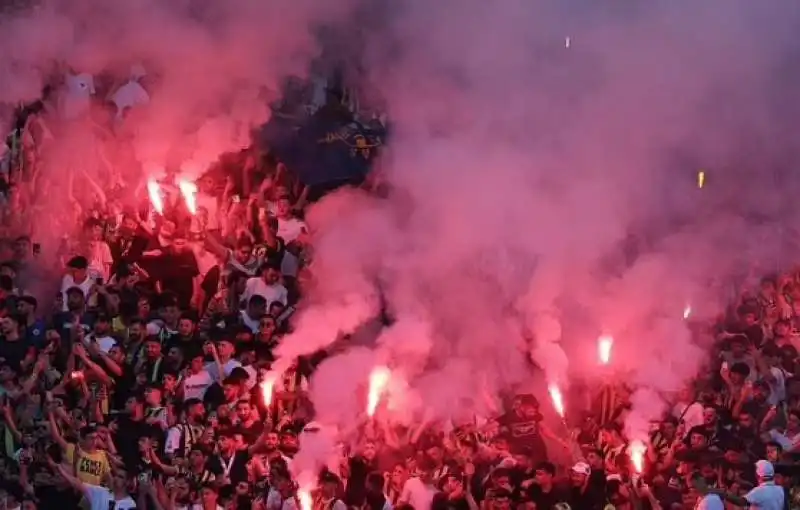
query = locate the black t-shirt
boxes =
[528,484,570,509]
[0,336,33,370]
[499,411,547,459]
[209,450,249,485]
[568,484,606,510]
[152,251,199,308]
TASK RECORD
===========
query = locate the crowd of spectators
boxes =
[0,70,796,510]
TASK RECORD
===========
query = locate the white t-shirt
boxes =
[85,484,136,510]
[399,477,437,510]
[88,241,113,281]
[266,489,300,510]
[240,310,260,333]
[673,401,705,435]
[61,274,94,311]
[745,481,785,510]
[182,369,214,401]
[277,217,306,243]
[85,334,116,354]
[694,494,724,510]
[204,359,242,383]
[767,367,787,406]
[768,429,800,452]
[242,277,288,307]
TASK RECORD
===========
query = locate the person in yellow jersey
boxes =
[63,426,113,486]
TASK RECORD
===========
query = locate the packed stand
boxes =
[0,76,798,510]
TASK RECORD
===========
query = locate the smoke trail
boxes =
[286,0,800,438]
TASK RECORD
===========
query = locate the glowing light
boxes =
[565,36,571,48]
[629,440,646,473]
[683,304,692,320]
[147,179,163,215]
[597,335,613,365]
[548,383,565,418]
[298,487,312,510]
[697,171,705,189]
[367,366,391,417]
[260,374,276,407]
[178,179,198,215]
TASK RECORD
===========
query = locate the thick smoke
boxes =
[286,0,800,442]
[0,0,357,249]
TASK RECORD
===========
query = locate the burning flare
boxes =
[367,366,391,417]
[178,179,198,215]
[297,487,312,510]
[260,374,276,407]
[683,304,692,320]
[147,179,164,215]
[629,440,646,473]
[548,383,565,418]
[597,335,613,365]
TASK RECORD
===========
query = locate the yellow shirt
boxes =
[65,443,111,486]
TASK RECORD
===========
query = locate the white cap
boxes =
[755,459,774,479]
[146,322,162,336]
[696,494,724,510]
[571,461,590,476]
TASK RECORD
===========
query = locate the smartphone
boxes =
[32,243,41,255]
[70,371,83,380]
[232,195,241,203]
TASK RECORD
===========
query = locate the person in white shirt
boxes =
[274,197,306,244]
[182,353,215,401]
[204,339,242,383]
[242,262,288,307]
[672,387,705,437]
[273,196,307,278]
[61,256,94,311]
[51,460,136,510]
[694,492,724,510]
[701,460,784,510]
[241,295,267,333]
[397,460,438,510]
[190,482,223,510]
[768,409,800,452]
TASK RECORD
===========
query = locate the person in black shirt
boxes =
[498,394,548,464]
[149,233,199,310]
[528,462,569,510]
[108,214,148,276]
[0,313,35,370]
[567,462,605,510]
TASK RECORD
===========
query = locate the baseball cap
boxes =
[571,461,590,476]
[695,494,724,510]
[755,459,774,479]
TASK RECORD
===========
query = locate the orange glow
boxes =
[598,335,613,365]
[548,383,565,417]
[367,366,391,417]
[178,179,198,215]
[260,374,276,407]
[297,487,312,510]
[629,440,646,473]
[147,179,164,215]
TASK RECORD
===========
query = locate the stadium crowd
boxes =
[0,70,796,510]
